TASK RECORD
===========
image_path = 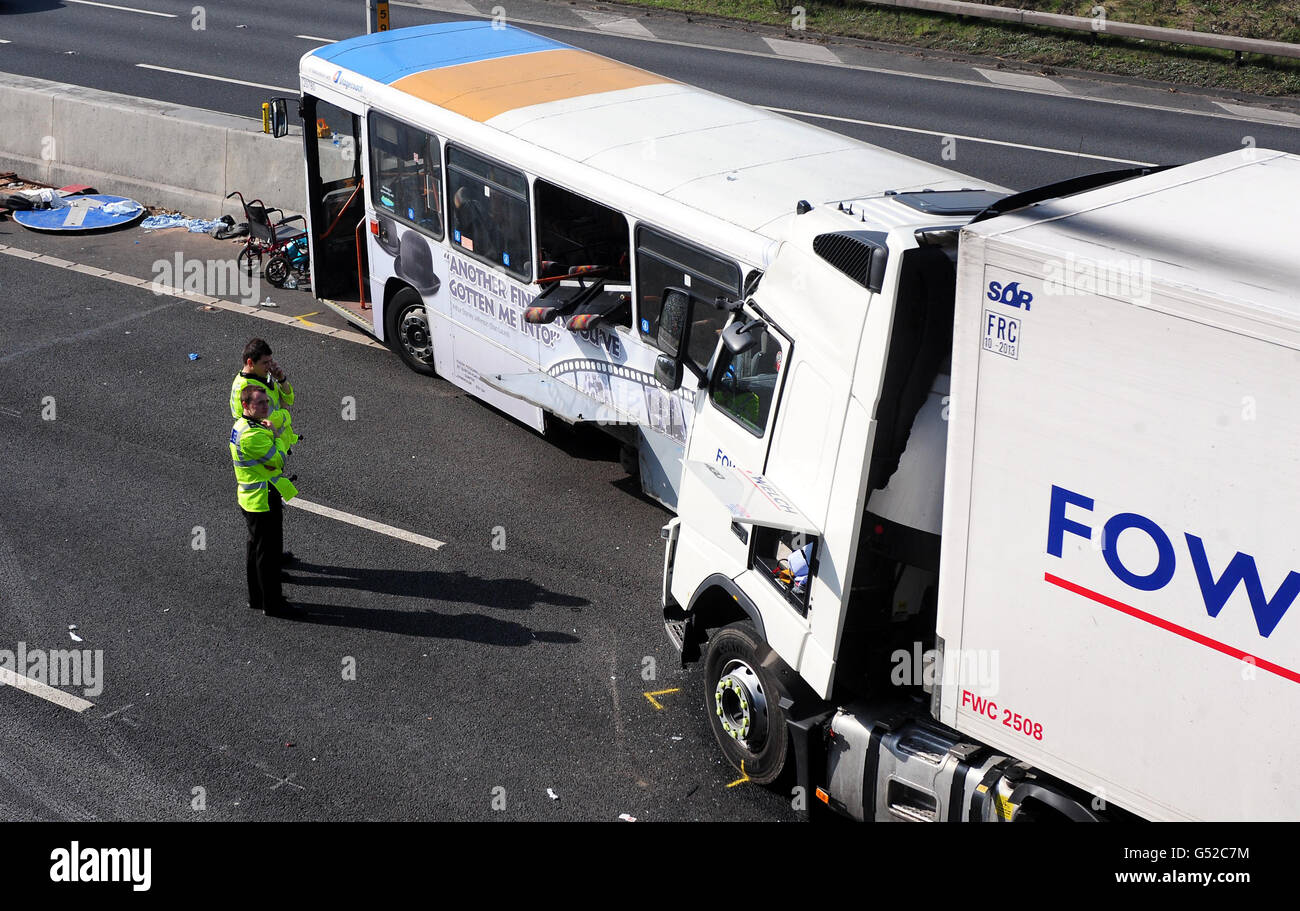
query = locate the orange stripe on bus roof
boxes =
[391,48,673,123]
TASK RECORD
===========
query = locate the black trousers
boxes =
[241,487,283,611]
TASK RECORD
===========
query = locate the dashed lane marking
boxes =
[287,498,447,551]
[0,668,94,713]
[135,63,295,94]
[1213,102,1300,126]
[573,10,655,40]
[65,0,177,17]
[762,36,840,64]
[974,67,1065,93]
[762,106,1158,165]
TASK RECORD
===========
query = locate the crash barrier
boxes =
[832,0,1300,63]
[0,71,304,218]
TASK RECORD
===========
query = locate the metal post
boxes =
[367,0,390,34]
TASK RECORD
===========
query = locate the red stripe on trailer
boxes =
[1044,572,1300,686]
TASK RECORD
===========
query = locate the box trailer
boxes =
[656,149,1300,821]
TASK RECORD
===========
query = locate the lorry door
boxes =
[684,308,790,478]
[670,311,792,607]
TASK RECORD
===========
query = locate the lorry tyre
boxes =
[386,287,437,376]
[703,621,791,785]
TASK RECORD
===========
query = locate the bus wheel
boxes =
[703,621,790,785]
[386,287,436,376]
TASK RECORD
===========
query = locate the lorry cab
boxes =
[657,187,1002,786]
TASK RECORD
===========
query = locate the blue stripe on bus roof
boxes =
[308,22,571,85]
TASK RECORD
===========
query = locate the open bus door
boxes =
[301,94,368,311]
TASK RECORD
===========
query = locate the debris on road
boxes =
[546,788,559,801]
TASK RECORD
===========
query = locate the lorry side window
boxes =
[635,225,740,374]
[447,144,531,280]
[709,323,783,436]
[368,111,444,239]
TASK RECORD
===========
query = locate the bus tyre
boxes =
[703,621,790,785]
[386,287,437,376]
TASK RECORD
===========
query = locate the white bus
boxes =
[293,21,987,508]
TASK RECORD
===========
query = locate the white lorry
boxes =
[655,149,1300,821]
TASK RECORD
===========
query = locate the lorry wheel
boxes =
[703,622,790,785]
[386,287,436,376]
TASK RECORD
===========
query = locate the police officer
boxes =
[230,337,299,449]
[231,338,300,562]
[231,386,302,618]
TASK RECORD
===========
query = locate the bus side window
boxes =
[367,111,443,239]
[635,225,740,375]
[534,179,630,284]
[447,145,531,280]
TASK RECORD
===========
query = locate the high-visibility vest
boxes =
[230,372,299,448]
[230,418,298,512]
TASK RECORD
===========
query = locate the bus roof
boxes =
[304,22,988,241]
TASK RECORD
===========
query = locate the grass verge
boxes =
[607,0,1300,97]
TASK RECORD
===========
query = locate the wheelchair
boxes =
[226,190,310,289]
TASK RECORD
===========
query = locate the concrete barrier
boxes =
[0,71,304,218]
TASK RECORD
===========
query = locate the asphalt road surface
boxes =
[1,0,1299,824]
[0,237,802,821]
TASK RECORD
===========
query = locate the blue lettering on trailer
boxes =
[1046,485,1300,638]
[986,280,1033,310]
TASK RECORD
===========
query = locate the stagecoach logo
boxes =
[331,70,365,94]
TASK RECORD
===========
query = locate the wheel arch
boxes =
[380,277,417,341]
[685,574,764,654]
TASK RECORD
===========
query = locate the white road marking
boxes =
[974,67,1064,93]
[135,64,295,93]
[762,36,840,64]
[0,667,94,713]
[288,498,446,550]
[0,246,385,350]
[763,105,1158,165]
[393,0,1300,129]
[573,10,655,40]
[434,0,480,15]
[296,35,338,43]
[1213,102,1300,126]
[65,0,177,16]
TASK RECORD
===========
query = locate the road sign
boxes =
[12,195,146,233]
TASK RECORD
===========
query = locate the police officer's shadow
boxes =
[281,561,585,646]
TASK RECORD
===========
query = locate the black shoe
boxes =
[282,551,296,565]
[264,602,305,618]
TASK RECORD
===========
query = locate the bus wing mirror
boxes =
[722,317,764,356]
[268,97,289,138]
[654,354,684,391]
[656,286,693,359]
